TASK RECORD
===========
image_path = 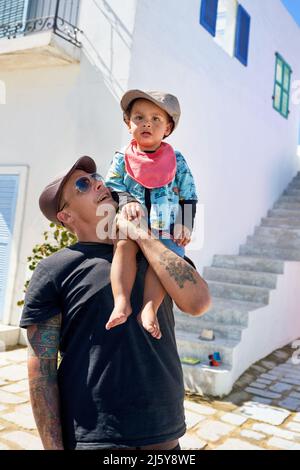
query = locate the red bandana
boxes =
[124,140,176,189]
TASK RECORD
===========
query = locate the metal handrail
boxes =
[0,0,82,47]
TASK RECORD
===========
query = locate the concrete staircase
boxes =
[175,171,300,397]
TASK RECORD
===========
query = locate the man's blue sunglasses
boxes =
[59,173,104,212]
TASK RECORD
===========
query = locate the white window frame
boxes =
[0,165,28,325]
[214,0,238,57]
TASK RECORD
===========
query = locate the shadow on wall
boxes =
[81,0,133,99]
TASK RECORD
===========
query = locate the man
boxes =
[20,156,211,450]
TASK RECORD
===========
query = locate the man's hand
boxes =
[121,202,145,221]
[173,224,192,247]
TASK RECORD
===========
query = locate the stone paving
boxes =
[1,343,300,450]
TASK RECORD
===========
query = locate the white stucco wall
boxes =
[126,0,300,270]
[78,0,137,98]
[0,0,140,326]
[0,54,123,325]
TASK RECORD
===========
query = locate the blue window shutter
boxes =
[0,175,19,321]
[234,4,251,66]
[200,0,218,37]
[0,0,29,37]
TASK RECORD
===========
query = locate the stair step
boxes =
[204,266,277,289]
[240,244,300,261]
[268,209,300,220]
[181,361,232,396]
[261,217,300,229]
[212,254,284,274]
[175,312,244,340]
[176,331,238,365]
[178,297,263,326]
[247,232,300,250]
[279,195,300,203]
[207,280,270,304]
[274,201,300,211]
[254,225,300,240]
[0,325,20,348]
[288,182,300,190]
[284,188,300,197]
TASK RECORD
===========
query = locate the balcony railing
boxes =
[0,0,82,47]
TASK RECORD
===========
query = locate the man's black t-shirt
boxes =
[20,242,186,449]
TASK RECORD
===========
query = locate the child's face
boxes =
[126,99,173,151]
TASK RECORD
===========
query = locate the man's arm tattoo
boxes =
[27,314,61,359]
[159,250,197,288]
[27,314,63,449]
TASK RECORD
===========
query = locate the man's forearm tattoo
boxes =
[159,250,197,288]
[27,315,61,359]
[27,315,63,449]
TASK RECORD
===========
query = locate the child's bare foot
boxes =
[106,298,132,330]
[137,302,162,339]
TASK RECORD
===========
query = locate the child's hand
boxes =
[173,224,192,247]
[121,202,145,221]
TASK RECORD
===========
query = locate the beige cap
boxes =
[120,89,181,133]
[39,156,97,225]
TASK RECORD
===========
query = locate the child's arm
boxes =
[105,152,140,212]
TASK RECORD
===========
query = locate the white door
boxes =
[0,175,19,321]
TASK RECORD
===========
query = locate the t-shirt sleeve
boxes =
[19,262,61,328]
[176,152,198,202]
[111,190,139,210]
[105,152,128,193]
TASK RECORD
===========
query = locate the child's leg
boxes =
[137,266,166,340]
[105,238,139,330]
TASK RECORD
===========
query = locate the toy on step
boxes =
[208,352,221,367]
[180,356,201,365]
[199,329,215,341]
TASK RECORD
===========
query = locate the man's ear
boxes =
[57,209,70,227]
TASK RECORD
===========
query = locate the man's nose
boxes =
[93,179,105,192]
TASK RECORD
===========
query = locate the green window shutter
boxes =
[0,0,29,37]
[0,175,19,321]
[273,53,292,119]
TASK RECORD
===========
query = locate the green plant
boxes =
[17,223,77,307]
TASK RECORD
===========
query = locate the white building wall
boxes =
[78,0,137,98]
[0,57,123,325]
[126,0,300,270]
[0,0,140,325]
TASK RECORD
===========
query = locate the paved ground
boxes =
[0,343,300,450]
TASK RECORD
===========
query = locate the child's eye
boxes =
[153,116,160,121]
